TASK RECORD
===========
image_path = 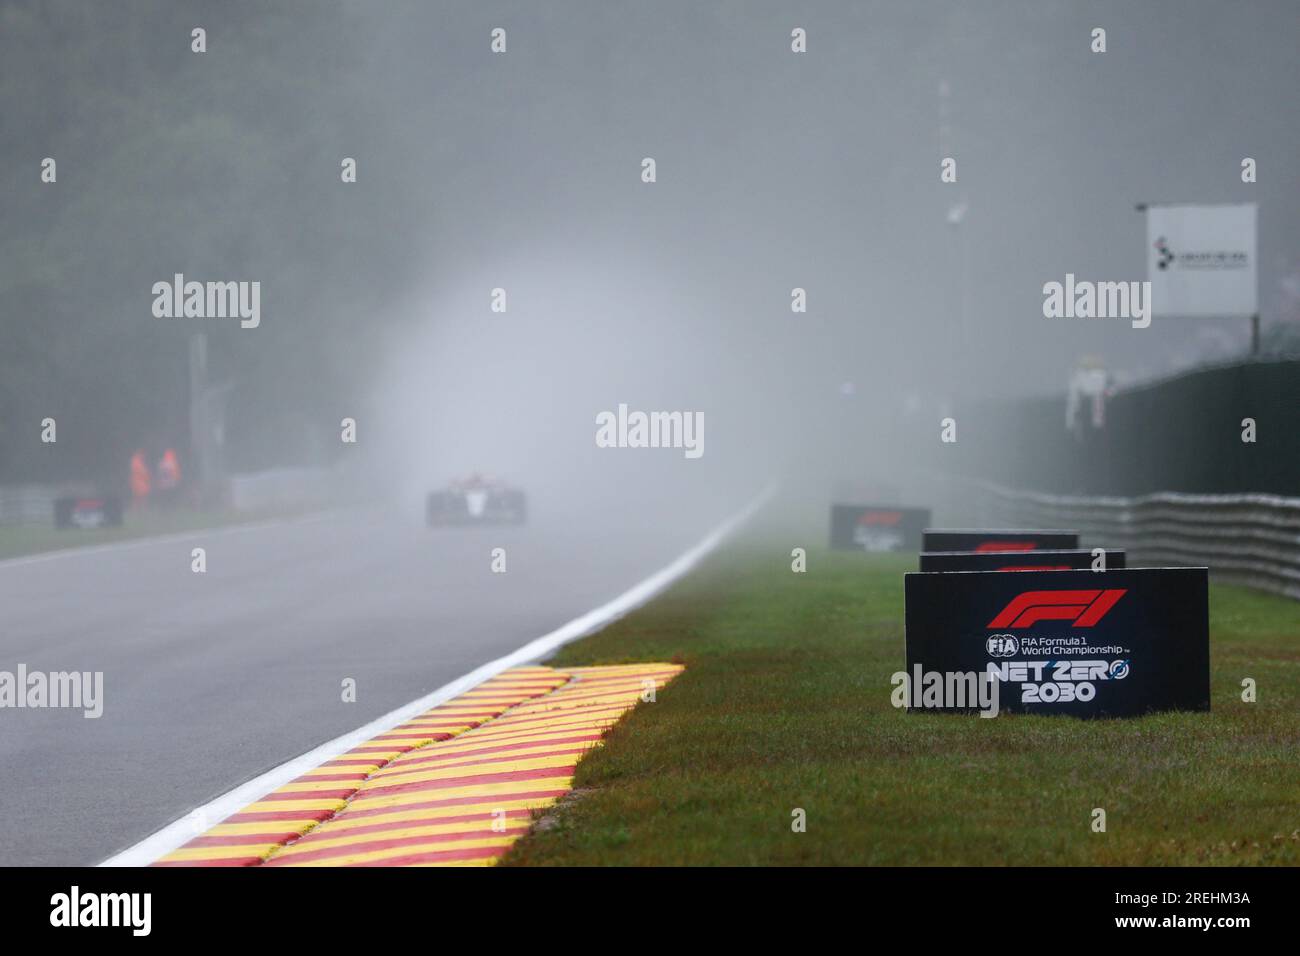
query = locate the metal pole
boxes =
[1250,313,1260,357]
[961,221,970,353]
[189,332,208,489]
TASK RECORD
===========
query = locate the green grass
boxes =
[504,538,1300,866]
[0,507,307,562]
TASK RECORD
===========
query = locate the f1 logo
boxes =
[975,541,1037,553]
[988,589,1127,628]
[858,511,902,526]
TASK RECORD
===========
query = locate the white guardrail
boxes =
[0,466,341,526]
[973,483,1300,601]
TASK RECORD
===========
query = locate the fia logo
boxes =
[986,634,1020,658]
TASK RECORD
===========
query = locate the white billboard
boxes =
[1145,202,1257,318]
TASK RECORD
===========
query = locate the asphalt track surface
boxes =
[0,494,735,865]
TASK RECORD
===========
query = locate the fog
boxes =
[11,0,1300,868]
[359,0,1300,526]
[4,0,1299,526]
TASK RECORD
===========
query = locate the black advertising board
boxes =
[922,529,1079,552]
[918,549,1126,572]
[830,505,930,552]
[904,567,1209,717]
[54,496,124,530]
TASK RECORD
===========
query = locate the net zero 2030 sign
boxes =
[904,567,1209,718]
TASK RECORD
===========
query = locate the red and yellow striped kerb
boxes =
[155,663,681,866]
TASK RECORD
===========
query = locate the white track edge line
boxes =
[98,483,774,866]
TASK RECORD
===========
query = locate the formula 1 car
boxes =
[426,474,527,526]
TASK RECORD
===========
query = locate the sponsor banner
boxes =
[830,505,930,552]
[918,549,1125,572]
[1146,202,1257,318]
[922,529,1079,553]
[54,496,124,530]
[904,567,1209,717]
